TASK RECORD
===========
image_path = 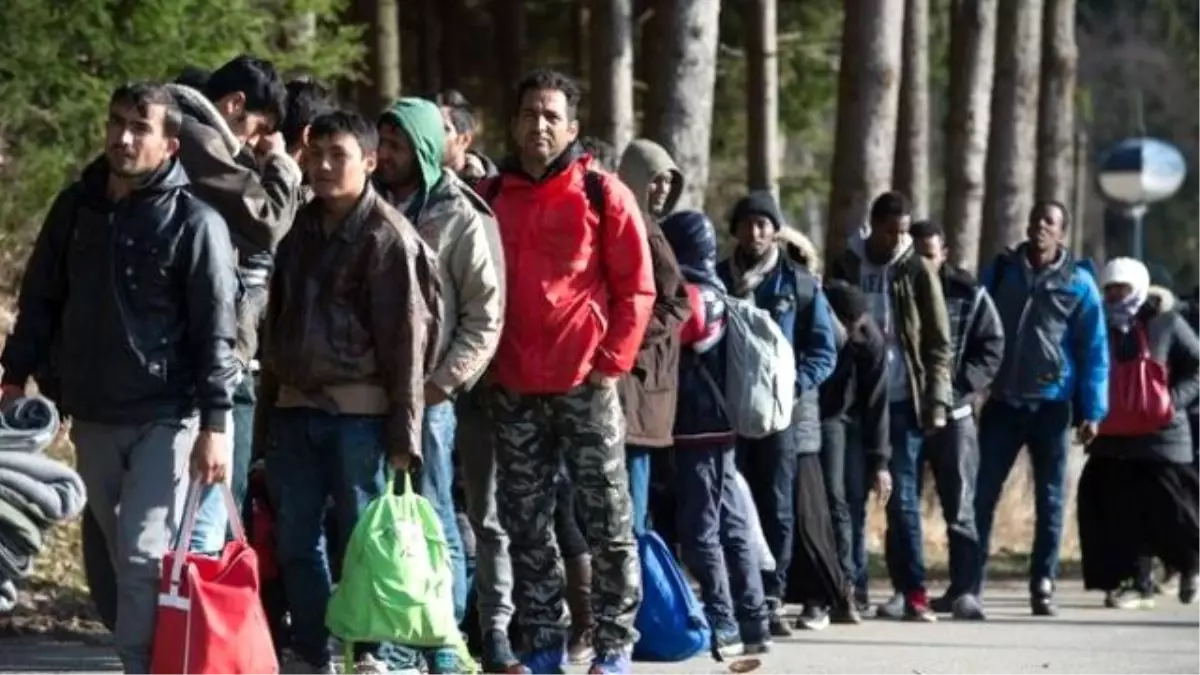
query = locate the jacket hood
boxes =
[776,226,821,275]
[80,155,189,200]
[379,98,446,218]
[1146,284,1177,313]
[661,210,723,289]
[849,224,912,267]
[617,139,684,219]
[164,83,240,157]
[461,149,499,184]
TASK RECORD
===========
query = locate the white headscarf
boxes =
[1102,257,1150,331]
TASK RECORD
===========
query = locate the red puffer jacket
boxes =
[480,151,655,394]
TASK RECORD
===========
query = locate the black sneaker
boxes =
[1031,578,1058,617]
[794,605,831,631]
[1180,574,1198,605]
[766,598,793,637]
[929,594,955,614]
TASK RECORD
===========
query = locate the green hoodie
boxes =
[379,98,446,221]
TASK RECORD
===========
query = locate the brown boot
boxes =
[564,553,595,665]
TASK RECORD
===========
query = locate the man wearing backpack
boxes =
[475,69,654,675]
[910,220,1005,620]
[827,191,953,622]
[717,190,839,637]
[973,200,1109,617]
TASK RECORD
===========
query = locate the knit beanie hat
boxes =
[728,190,784,234]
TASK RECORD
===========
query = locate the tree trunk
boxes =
[1071,128,1088,258]
[357,0,401,114]
[744,0,779,196]
[1036,0,1077,206]
[826,0,906,258]
[640,0,670,137]
[438,0,464,90]
[942,0,998,272]
[980,0,1043,264]
[572,0,587,82]
[590,0,636,155]
[493,0,527,149]
[649,0,720,211]
[419,0,441,94]
[894,0,930,219]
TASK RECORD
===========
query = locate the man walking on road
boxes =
[974,200,1109,616]
[478,69,654,675]
[1,83,240,673]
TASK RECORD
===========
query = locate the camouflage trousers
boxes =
[489,382,642,653]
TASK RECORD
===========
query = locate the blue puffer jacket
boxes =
[716,252,838,453]
[981,244,1109,423]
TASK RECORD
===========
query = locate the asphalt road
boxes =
[1,582,1196,674]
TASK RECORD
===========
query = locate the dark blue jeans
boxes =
[421,401,468,624]
[189,373,258,552]
[923,414,981,597]
[626,445,652,536]
[736,430,797,601]
[843,421,869,599]
[884,402,927,594]
[675,445,767,638]
[973,399,1071,597]
[265,408,387,667]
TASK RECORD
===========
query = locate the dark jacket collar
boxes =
[79,155,189,204]
[304,182,379,243]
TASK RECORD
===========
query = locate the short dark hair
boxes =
[204,54,287,128]
[514,69,582,120]
[281,79,335,149]
[110,82,183,137]
[434,89,476,135]
[175,66,211,90]
[1031,199,1072,228]
[579,136,617,172]
[308,110,379,154]
[910,219,944,240]
[869,191,911,222]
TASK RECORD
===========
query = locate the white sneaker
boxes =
[354,654,390,674]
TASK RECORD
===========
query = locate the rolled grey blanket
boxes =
[0,500,41,580]
[0,396,61,454]
[0,579,15,613]
[0,452,87,526]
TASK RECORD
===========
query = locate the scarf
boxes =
[1106,290,1146,333]
[727,245,780,298]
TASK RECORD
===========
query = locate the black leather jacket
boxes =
[1,157,240,431]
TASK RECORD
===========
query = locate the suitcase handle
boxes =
[169,481,247,592]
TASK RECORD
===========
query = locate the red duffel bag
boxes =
[150,481,279,674]
[1098,324,1175,437]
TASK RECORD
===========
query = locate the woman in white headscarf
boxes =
[1077,257,1200,609]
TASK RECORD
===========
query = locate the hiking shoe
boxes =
[794,605,830,631]
[741,620,772,655]
[1106,584,1155,610]
[522,646,566,675]
[743,638,772,656]
[830,602,862,625]
[354,654,390,674]
[1180,574,1198,605]
[1031,578,1058,616]
[929,593,955,614]
[482,630,529,674]
[875,592,905,620]
[587,649,631,675]
[766,598,793,637]
[951,594,987,620]
[904,591,938,623]
[712,627,745,659]
[853,591,872,616]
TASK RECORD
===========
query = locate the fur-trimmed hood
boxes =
[1147,284,1177,313]
[164,83,241,157]
[776,226,822,275]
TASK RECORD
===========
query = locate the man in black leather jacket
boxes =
[0,82,239,672]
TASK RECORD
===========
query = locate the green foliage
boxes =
[0,0,362,272]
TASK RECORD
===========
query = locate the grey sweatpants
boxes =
[73,417,197,674]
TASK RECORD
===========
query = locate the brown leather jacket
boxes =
[261,185,442,463]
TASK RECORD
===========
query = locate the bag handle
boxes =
[169,480,246,592]
[385,468,414,496]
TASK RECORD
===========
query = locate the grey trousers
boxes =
[73,417,197,674]
[457,387,515,636]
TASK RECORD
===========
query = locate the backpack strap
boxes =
[584,170,606,229]
[986,252,1012,295]
[481,176,503,206]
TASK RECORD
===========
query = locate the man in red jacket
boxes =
[477,69,655,675]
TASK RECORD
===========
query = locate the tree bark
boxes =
[493,0,527,150]
[640,0,670,138]
[744,0,779,196]
[356,0,401,115]
[942,0,998,272]
[419,0,441,94]
[649,0,720,211]
[590,0,636,155]
[1036,0,1077,206]
[438,0,464,90]
[826,0,906,258]
[980,0,1043,263]
[894,0,931,219]
[1071,128,1088,258]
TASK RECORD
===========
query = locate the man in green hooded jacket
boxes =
[377,98,513,672]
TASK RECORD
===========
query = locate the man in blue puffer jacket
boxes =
[974,200,1110,617]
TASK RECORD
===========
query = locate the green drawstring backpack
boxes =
[325,470,475,671]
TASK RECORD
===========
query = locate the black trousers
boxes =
[785,453,847,608]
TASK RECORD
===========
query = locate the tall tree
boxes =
[438,0,464,90]
[894,0,931,219]
[649,0,721,211]
[590,0,635,155]
[980,0,1043,263]
[1036,0,1077,206]
[826,0,906,257]
[640,0,670,137]
[419,0,441,94]
[744,0,779,195]
[493,0,527,148]
[358,0,401,114]
[942,0,998,272]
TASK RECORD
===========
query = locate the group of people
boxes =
[0,53,1197,675]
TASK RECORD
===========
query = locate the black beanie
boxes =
[824,279,869,325]
[729,190,784,234]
